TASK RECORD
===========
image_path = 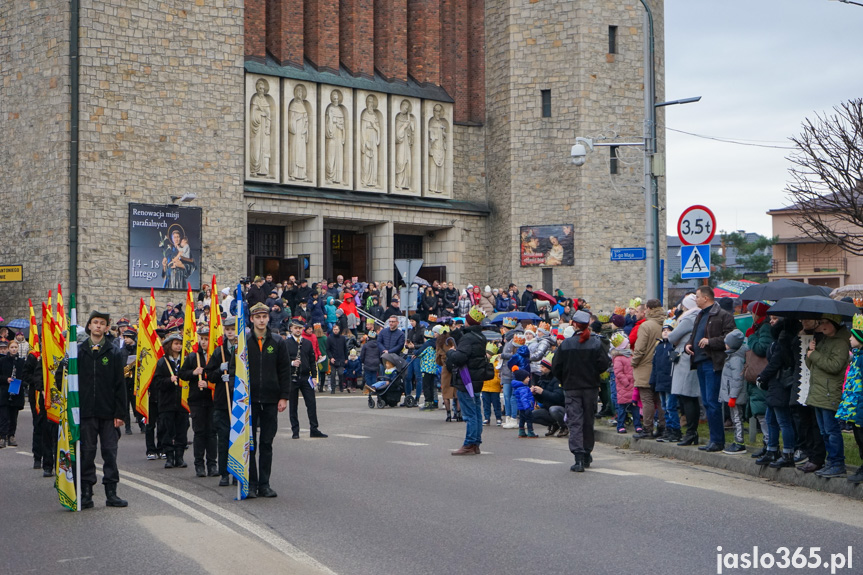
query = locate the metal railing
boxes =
[771,257,847,275]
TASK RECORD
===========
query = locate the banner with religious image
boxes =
[128,203,202,290]
[519,224,575,267]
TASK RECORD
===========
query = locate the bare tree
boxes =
[786,99,863,255]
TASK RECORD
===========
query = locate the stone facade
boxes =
[485,0,666,308]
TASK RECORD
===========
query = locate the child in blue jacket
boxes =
[344,349,362,392]
[512,368,537,438]
[507,345,531,373]
[648,320,679,442]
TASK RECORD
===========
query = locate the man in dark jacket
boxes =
[552,310,611,472]
[285,318,327,441]
[23,350,55,476]
[326,324,348,393]
[531,356,566,436]
[246,276,269,309]
[685,285,736,452]
[205,315,238,486]
[447,307,489,455]
[78,311,128,508]
[382,298,402,322]
[246,303,293,498]
[179,326,217,478]
[154,332,188,470]
[378,316,405,358]
[359,331,381,389]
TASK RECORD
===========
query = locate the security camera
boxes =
[570,137,594,167]
[570,144,587,166]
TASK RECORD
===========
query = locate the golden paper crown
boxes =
[854,314,863,332]
[854,298,863,309]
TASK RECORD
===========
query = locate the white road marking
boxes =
[590,468,640,476]
[388,441,428,447]
[57,557,94,564]
[334,433,370,439]
[17,451,33,456]
[120,470,337,575]
[514,458,563,465]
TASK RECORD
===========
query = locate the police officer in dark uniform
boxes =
[79,311,128,508]
[246,303,292,498]
[179,325,216,478]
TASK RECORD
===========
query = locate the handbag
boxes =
[743,350,768,383]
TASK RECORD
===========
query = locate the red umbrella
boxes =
[532,290,557,305]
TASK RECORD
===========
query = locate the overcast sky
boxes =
[664,0,863,237]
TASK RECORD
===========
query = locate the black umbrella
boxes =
[766,295,859,318]
[739,279,832,302]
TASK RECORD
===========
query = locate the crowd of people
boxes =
[3,277,863,509]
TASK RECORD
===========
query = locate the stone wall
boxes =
[0,1,71,318]
[484,0,666,310]
[74,0,247,320]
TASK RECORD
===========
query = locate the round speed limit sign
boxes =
[677,205,716,246]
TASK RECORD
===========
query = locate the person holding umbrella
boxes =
[805,314,851,478]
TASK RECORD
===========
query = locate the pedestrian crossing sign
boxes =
[680,244,710,279]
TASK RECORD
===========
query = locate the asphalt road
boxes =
[2,394,862,575]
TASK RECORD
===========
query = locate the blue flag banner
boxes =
[227,284,252,500]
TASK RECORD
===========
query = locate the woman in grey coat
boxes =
[668,294,701,445]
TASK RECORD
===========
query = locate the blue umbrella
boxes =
[5,318,29,329]
[489,311,542,324]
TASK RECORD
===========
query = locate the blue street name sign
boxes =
[610,248,647,261]
[680,244,711,279]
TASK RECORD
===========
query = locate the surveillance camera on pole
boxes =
[570,138,594,166]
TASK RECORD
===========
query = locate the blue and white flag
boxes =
[228,284,252,500]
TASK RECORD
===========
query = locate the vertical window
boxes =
[608,26,618,54]
[787,244,798,262]
[541,89,551,118]
[609,146,619,174]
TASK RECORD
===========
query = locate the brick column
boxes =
[267,0,304,67]
[305,0,340,73]
[292,216,325,281]
[368,221,394,281]
[245,0,266,61]
[407,0,440,85]
[374,0,408,81]
[340,0,374,77]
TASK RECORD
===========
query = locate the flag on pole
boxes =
[150,287,157,319]
[56,284,68,336]
[28,299,41,414]
[67,296,80,445]
[228,284,251,500]
[208,275,224,358]
[55,361,78,512]
[134,299,163,421]
[179,284,197,413]
[41,302,65,424]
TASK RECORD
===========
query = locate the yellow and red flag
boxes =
[134,299,164,421]
[41,302,65,423]
[56,284,67,336]
[208,275,224,357]
[28,299,41,413]
[179,284,197,413]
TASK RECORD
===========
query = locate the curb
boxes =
[593,427,863,500]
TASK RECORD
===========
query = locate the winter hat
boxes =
[610,314,625,328]
[748,301,770,317]
[524,330,535,342]
[466,306,486,326]
[821,313,843,328]
[85,310,111,335]
[221,287,231,295]
[852,314,863,344]
[540,352,554,369]
[502,317,518,329]
[563,326,575,339]
[724,329,745,351]
[513,369,531,382]
[682,294,698,311]
[718,297,735,313]
[484,285,492,295]
[572,310,591,325]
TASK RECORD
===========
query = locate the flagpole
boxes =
[70,299,81,512]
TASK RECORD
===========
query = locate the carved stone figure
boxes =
[325,90,347,184]
[394,99,415,190]
[428,104,448,193]
[287,84,311,181]
[249,78,273,177]
[360,95,382,187]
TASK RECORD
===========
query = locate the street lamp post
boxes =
[829,0,863,7]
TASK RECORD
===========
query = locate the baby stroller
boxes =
[367,353,418,409]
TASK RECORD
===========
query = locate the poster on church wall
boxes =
[128,203,203,290]
[519,224,574,267]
